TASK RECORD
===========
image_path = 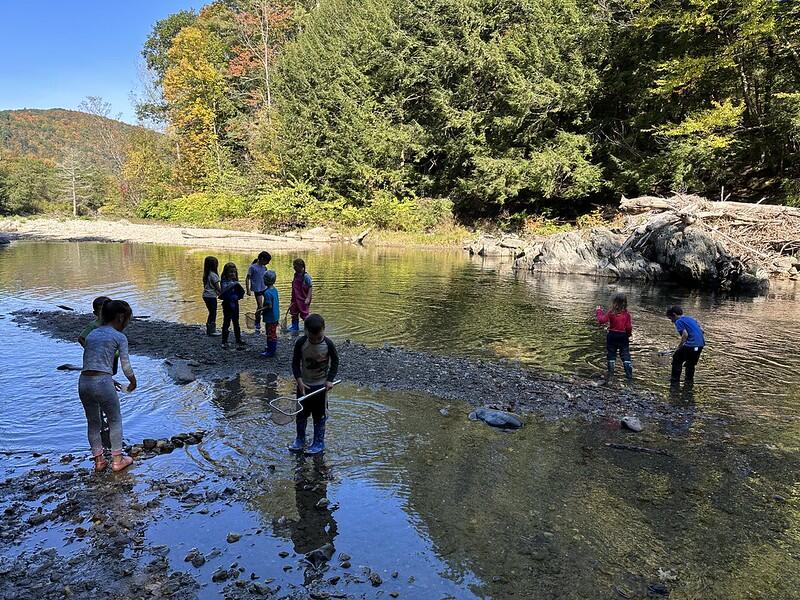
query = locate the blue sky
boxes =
[0,1,199,123]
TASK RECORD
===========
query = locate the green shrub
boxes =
[136,191,247,224]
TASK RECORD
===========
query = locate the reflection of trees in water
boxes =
[398,414,800,598]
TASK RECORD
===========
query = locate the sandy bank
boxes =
[13,310,696,425]
[0,217,347,252]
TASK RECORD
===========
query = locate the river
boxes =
[0,240,799,599]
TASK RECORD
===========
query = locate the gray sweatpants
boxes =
[78,374,123,454]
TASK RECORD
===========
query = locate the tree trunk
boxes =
[71,172,77,217]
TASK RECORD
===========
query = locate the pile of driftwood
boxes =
[620,194,800,278]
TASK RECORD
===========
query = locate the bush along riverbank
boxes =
[468,194,800,293]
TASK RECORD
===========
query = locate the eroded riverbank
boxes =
[14,309,696,426]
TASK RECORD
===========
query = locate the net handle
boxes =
[269,380,342,416]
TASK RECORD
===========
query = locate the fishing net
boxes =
[269,396,302,426]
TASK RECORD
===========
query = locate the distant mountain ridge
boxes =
[0,108,145,171]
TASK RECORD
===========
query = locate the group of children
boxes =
[199,252,336,454]
[202,253,313,355]
[73,260,706,472]
[595,293,706,385]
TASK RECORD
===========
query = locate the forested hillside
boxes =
[0,105,159,217]
[0,108,138,170]
[3,0,800,231]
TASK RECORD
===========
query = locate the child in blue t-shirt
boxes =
[259,270,280,358]
[666,305,705,384]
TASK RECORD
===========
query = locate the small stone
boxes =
[392,571,399,578]
[28,512,48,526]
[369,571,383,587]
[142,439,157,450]
[59,454,74,463]
[328,576,340,585]
[773,494,787,503]
[212,568,229,582]
[340,561,351,569]
[316,497,330,509]
[227,532,242,543]
[305,542,335,567]
[621,416,643,432]
[250,582,272,596]
[278,551,289,558]
[390,593,399,598]
[439,408,450,417]
[338,553,351,561]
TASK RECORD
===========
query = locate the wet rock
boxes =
[56,364,82,371]
[368,570,383,587]
[278,551,289,558]
[170,436,185,448]
[227,532,242,543]
[468,408,524,429]
[392,571,399,578]
[390,593,399,599]
[250,582,272,596]
[328,576,340,585]
[212,568,230,582]
[155,439,175,454]
[59,454,74,463]
[28,511,49,526]
[340,561,351,569]
[142,439,157,450]
[338,553,351,561]
[316,497,330,509]
[184,548,206,568]
[621,416,643,432]
[305,543,335,567]
[164,358,197,384]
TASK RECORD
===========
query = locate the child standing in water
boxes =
[288,258,313,333]
[260,270,280,358]
[220,262,246,346]
[202,256,221,336]
[666,305,705,385]
[289,314,339,455]
[246,251,271,333]
[79,300,137,472]
[596,293,634,379]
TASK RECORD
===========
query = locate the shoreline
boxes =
[0,216,468,252]
[13,309,698,426]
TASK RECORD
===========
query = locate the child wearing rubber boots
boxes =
[289,314,339,455]
[666,305,705,385]
[288,258,313,333]
[596,293,634,379]
[259,270,280,358]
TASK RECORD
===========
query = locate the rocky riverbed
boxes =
[13,309,698,426]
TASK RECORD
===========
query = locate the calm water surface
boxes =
[1,241,799,599]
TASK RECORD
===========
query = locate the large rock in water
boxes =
[516,228,662,280]
[469,408,524,429]
[515,226,768,291]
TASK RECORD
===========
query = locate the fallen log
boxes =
[621,195,800,218]
[352,227,372,245]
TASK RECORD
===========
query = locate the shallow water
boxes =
[1,240,799,598]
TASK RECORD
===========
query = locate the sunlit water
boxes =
[1,240,799,598]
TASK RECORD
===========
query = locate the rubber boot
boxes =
[623,361,633,380]
[288,416,307,452]
[607,359,616,376]
[260,340,277,358]
[288,317,300,333]
[305,417,326,455]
